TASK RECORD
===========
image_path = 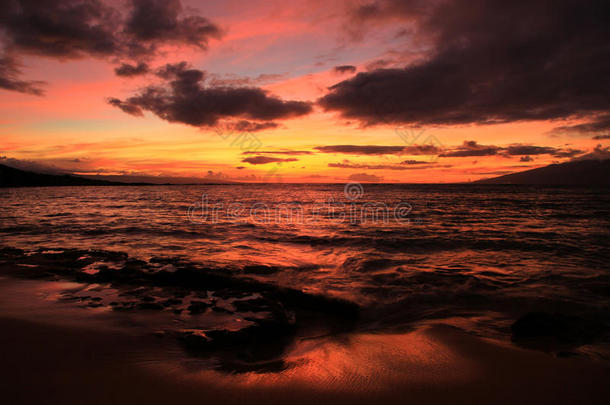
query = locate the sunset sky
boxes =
[1,0,608,183]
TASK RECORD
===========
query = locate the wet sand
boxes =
[1,312,609,405]
[0,257,609,405]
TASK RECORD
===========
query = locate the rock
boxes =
[187,300,212,314]
[232,297,270,312]
[137,302,164,310]
[161,298,182,307]
[243,265,281,275]
[511,312,607,351]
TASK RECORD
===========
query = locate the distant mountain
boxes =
[78,174,236,185]
[0,164,237,187]
[0,164,139,187]
[475,159,610,186]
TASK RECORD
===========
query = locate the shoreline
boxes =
[0,274,608,405]
[1,315,608,405]
[0,246,609,404]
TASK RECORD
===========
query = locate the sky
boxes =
[1,0,609,183]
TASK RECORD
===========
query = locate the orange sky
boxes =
[0,0,607,183]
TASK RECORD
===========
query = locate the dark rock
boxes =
[243,265,281,275]
[511,312,608,351]
[161,298,182,307]
[187,300,212,314]
[137,302,164,310]
[211,306,233,314]
[232,297,270,313]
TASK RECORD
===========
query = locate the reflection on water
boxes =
[1,184,609,352]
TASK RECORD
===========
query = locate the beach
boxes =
[1,184,609,404]
[1,275,608,405]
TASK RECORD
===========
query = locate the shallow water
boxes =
[1,184,609,342]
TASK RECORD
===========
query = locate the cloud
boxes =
[438,141,584,158]
[504,144,583,158]
[241,156,298,165]
[334,65,357,74]
[550,114,610,136]
[0,0,223,94]
[321,0,610,131]
[108,62,312,127]
[315,145,406,155]
[225,120,279,132]
[402,144,441,155]
[593,134,610,140]
[551,148,584,158]
[125,0,222,50]
[314,144,442,156]
[0,0,120,59]
[107,97,143,116]
[329,161,440,170]
[571,144,610,161]
[0,55,45,95]
[519,156,533,162]
[242,150,313,155]
[203,170,230,180]
[347,173,384,182]
[505,145,557,156]
[207,73,286,87]
[439,141,500,157]
[115,62,150,77]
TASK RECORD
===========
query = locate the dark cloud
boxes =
[505,144,583,158]
[439,141,584,158]
[207,73,286,87]
[125,0,222,49]
[593,134,610,140]
[315,145,406,155]
[365,59,394,71]
[322,0,610,131]
[551,148,584,158]
[0,55,45,95]
[242,150,313,155]
[314,144,441,156]
[571,144,610,161]
[550,114,610,136]
[347,173,384,182]
[108,62,312,127]
[0,0,222,58]
[242,156,298,165]
[505,145,556,156]
[520,156,533,162]
[402,144,441,155]
[334,65,357,74]
[0,0,120,58]
[107,97,143,116]
[439,141,500,157]
[0,0,222,94]
[115,62,150,77]
[329,160,442,170]
[226,120,279,132]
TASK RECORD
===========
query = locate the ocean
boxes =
[1,184,609,361]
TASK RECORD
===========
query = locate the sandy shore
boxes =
[1,313,609,405]
[0,270,608,404]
